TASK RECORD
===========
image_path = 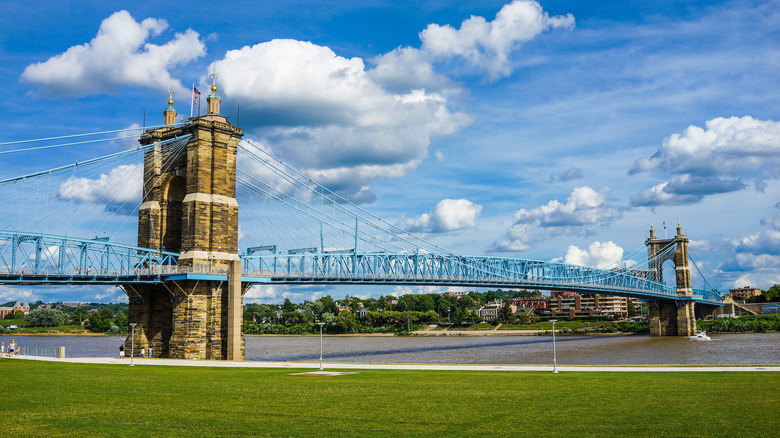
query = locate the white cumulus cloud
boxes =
[715,216,780,289]
[419,0,574,80]
[631,116,780,205]
[557,241,625,269]
[402,199,482,233]
[58,164,142,204]
[209,39,471,201]
[491,187,619,252]
[21,10,205,96]
[370,0,574,89]
[514,186,616,227]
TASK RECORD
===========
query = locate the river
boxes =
[2,333,778,365]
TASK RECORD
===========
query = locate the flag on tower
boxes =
[191,83,201,117]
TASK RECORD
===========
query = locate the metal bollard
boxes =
[58,346,65,358]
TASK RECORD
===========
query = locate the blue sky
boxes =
[1,0,779,304]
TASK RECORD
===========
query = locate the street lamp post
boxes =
[129,323,137,367]
[317,322,325,370]
[549,319,558,373]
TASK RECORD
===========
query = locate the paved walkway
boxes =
[6,355,780,372]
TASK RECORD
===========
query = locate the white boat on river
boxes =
[687,331,712,341]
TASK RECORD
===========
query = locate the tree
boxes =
[281,311,307,325]
[321,312,336,325]
[335,310,358,333]
[765,285,780,302]
[627,300,639,317]
[71,306,88,325]
[115,309,128,329]
[317,295,338,315]
[500,302,515,323]
[14,310,26,320]
[347,295,363,312]
[282,298,297,313]
[26,308,66,327]
[458,295,475,309]
[88,308,115,333]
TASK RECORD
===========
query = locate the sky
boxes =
[0,0,779,304]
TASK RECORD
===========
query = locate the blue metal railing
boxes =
[240,252,724,305]
[0,231,723,304]
[0,231,178,283]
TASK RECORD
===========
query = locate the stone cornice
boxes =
[182,193,238,207]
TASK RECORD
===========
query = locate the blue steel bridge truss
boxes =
[0,231,723,306]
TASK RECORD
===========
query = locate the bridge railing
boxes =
[240,252,695,299]
[692,288,723,305]
[0,232,723,304]
[0,231,178,280]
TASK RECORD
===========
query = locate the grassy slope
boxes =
[1,360,777,437]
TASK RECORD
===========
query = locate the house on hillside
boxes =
[0,301,30,319]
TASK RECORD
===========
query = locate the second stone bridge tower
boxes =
[645,223,696,336]
[123,81,246,360]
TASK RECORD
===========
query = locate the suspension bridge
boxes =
[0,87,722,359]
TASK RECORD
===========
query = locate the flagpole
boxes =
[190,82,194,119]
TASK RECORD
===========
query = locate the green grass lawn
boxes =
[0,318,26,326]
[1,360,777,437]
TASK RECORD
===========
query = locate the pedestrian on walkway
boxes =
[148,347,153,358]
[140,347,145,358]
[9,339,16,356]
[1,342,5,356]
[119,345,125,359]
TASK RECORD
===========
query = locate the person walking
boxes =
[119,344,125,359]
[148,347,153,359]
[1,342,5,356]
[140,347,145,358]
[9,339,16,357]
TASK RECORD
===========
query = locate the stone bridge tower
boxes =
[123,81,246,360]
[645,223,696,336]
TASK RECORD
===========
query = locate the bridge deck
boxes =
[0,231,723,305]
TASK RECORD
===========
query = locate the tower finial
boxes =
[164,88,177,125]
[206,74,221,115]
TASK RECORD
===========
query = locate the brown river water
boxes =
[2,333,778,365]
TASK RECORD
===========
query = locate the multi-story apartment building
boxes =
[547,291,636,318]
[729,286,762,300]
